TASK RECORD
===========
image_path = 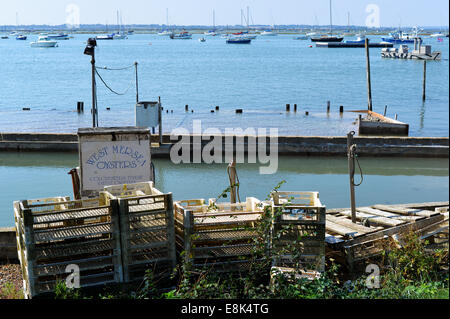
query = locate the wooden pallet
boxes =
[174,198,264,272]
[102,182,176,285]
[271,191,326,274]
[14,197,122,299]
[14,182,176,298]
[325,202,449,270]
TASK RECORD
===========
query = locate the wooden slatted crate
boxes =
[13,197,123,298]
[174,197,265,272]
[271,191,326,275]
[102,182,176,285]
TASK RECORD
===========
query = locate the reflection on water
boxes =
[0,152,448,226]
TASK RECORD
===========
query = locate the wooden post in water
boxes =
[134,62,139,104]
[158,96,162,145]
[365,38,373,111]
[327,101,330,113]
[422,60,427,101]
[347,131,357,223]
[228,158,237,204]
[286,104,290,112]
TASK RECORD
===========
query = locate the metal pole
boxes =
[365,38,373,111]
[347,131,356,223]
[135,61,139,104]
[422,60,427,101]
[158,96,162,145]
[91,51,96,127]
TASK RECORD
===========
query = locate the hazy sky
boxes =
[0,0,448,27]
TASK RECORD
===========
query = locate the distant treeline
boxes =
[1,24,448,32]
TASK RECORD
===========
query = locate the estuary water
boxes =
[0,33,448,136]
[0,152,448,227]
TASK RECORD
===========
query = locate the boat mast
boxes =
[347,11,350,31]
[213,9,215,30]
[329,0,333,35]
[117,10,120,33]
[247,6,250,31]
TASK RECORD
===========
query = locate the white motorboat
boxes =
[158,30,172,36]
[430,32,444,38]
[30,36,58,47]
[260,30,277,36]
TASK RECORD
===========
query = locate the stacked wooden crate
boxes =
[14,196,123,298]
[174,197,265,272]
[102,182,176,285]
[270,191,326,279]
[14,182,176,298]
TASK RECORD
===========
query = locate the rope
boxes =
[227,164,241,203]
[95,64,135,71]
[95,68,135,96]
[353,154,364,187]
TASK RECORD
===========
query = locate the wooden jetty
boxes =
[356,110,409,136]
[316,42,393,48]
[325,201,449,271]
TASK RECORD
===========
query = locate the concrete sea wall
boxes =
[0,132,448,158]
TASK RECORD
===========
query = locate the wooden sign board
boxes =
[78,127,151,197]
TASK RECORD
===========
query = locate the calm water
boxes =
[0,152,448,227]
[0,33,448,136]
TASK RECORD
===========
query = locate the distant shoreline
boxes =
[1,24,448,35]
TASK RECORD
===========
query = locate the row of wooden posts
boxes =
[73,42,429,116]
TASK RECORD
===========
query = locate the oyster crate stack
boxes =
[174,197,265,272]
[14,196,123,298]
[271,191,326,279]
[102,182,176,284]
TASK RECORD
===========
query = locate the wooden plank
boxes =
[325,220,363,237]
[373,204,440,217]
[326,215,380,234]
[393,202,449,209]
[165,193,177,271]
[342,214,445,248]
[338,210,405,227]
[357,207,421,222]
[118,198,130,283]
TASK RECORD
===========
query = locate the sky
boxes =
[0,0,448,27]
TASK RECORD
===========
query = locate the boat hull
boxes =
[96,36,114,40]
[311,37,343,42]
[381,38,415,44]
[226,39,251,44]
[170,33,192,39]
[30,41,58,48]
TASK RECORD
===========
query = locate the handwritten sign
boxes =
[81,141,151,191]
